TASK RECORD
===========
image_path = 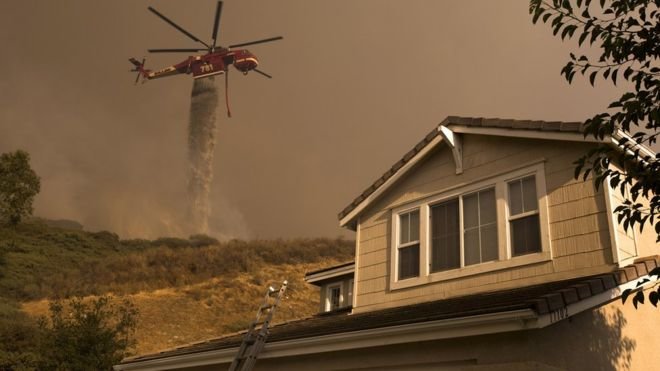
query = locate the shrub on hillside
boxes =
[189,234,219,247]
[37,296,138,370]
[150,237,191,249]
[0,298,41,370]
[0,231,354,301]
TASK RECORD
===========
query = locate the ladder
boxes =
[228,280,288,371]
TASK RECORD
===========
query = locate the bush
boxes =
[37,296,138,371]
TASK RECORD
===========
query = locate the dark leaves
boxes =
[528,0,660,243]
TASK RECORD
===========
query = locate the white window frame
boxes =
[390,161,551,290]
[506,175,542,257]
[325,283,343,312]
[348,278,354,307]
[395,208,421,280]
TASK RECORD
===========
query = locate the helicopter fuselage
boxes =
[145,48,258,80]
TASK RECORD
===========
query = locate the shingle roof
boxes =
[120,256,657,365]
[305,261,355,276]
[337,116,584,222]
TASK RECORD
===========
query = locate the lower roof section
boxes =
[116,257,658,370]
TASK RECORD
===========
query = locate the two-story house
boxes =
[115,117,659,371]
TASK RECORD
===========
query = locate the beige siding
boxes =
[353,135,618,312]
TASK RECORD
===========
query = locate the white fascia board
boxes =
[305,263,355,284]
[339,134,445,228]
[611,129,656,162]
[115,309,538,371]
[536,274,654,328]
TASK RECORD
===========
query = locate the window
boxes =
[390,162,550,289]
[326,284,342,311]
[398,210,420,280]
[508,176,541,256]
[428,188,497,272]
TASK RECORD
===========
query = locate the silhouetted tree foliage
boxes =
[530,0,660,306]
[530,0,659,235]
[0,150,40,226]
[37,296,138,371]
[0,296,138,370]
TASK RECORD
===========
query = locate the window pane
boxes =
[508,179,523,216]
[522,176,538,212]
[330,287,341,310]
[480,188,497,224]
[430,199,460,272]
[481,223,498,262]
[463,193,479,229]
[399,213,409,244]
[409,210,420,242]
[399,214,408,244]
[398,244,420,279]
[399,210,419,244]
[464,228,480,266]
[511,214,541,256]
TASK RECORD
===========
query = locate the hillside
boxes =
[0,220,354,356]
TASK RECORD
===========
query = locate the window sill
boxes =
[390,251,551,291]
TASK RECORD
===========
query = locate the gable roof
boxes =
[117,257,658,370]
[338,116,585,226]
[337,116,654,229]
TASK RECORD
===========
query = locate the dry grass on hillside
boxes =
[22,259,340,355]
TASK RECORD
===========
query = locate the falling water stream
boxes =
[187,77,219,234]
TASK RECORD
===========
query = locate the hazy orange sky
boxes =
[0,0,636,239]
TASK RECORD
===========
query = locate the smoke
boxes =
[187,77,220,234]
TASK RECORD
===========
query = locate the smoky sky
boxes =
[0,0,641,239]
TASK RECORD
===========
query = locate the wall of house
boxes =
[181,297,660,371]
[353,134,618,312]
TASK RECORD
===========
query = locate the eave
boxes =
[305,262,355,285]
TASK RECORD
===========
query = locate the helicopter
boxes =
[129,1,281,83]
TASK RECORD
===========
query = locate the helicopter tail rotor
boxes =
[129,57,150,84]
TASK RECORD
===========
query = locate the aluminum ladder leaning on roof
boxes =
[228,280,288,371]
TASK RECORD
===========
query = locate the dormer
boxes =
[305,262,355,313]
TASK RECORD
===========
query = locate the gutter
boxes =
[536,273,655,328]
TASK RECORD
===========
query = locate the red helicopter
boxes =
[129,1,281,114]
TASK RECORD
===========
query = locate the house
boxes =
[115,116,659,371]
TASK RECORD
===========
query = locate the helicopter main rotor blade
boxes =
[253,68,273,79]
[148,6,210,49]
[228,36,283,49]
[211,1,223,49]
[148,48,207,53]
